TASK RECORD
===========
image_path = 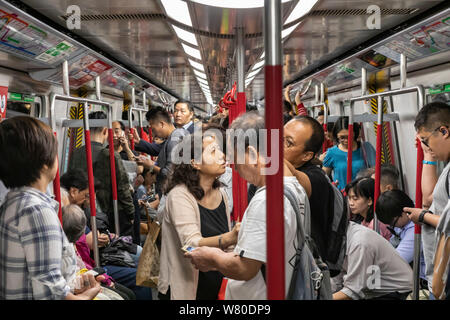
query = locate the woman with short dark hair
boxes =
[0,117,100,300]
[323,116,376,191]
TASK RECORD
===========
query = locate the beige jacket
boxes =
[158,184,231,300]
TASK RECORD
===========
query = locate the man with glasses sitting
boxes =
[376,190,426,281]
[403,101,450,299]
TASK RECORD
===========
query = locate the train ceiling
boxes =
[0,0,448,113]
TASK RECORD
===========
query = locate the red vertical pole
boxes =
[322,123,327,153]
[373,123,383,211]
[236,91,248,221]
[52,133,62,224]
[84,130,96,219]
[265,0,284,300]
[413,138,424,300]
[129,127,135,150]
[346,122,354,185]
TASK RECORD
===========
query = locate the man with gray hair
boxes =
[186,111,308,299]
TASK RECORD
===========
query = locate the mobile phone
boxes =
[181,245,196,253]
[142,195,157,203]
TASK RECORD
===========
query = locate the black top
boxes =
[297,161,334,262]
[196,197,228,300]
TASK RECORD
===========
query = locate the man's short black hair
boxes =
[380,164,400,189]
[60,168,88,191]
[414,101,450,132]
[89,111,107,135]
[0,117,58,188]
[376,189,414,225]
[145,106,171,124]
[292,115,325,155]
[174,99,194,113]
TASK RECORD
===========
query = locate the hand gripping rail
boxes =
[49,63,119,267]
[345,54,424,300]
[128,87,149,149]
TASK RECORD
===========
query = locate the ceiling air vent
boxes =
[61,13,166,21]
[308,8,419,17]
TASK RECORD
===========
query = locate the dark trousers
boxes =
[103,264,152,300]
[158,287,171,300]
[370,291,410,300]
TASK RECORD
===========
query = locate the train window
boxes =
[427,84,450,104]
[6,93,41,117]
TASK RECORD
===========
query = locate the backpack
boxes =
[323,175,348,277]
[284,186,332,300]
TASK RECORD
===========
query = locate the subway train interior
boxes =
[0,0,449,303]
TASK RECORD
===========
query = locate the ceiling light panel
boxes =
[197,77,208,85]
[161,0,193,26]
[172,25,198,46]
[285,0,319,25]
[189,0,292,9]
[282,22,301,39]
[247,68,261,79]
[188,59,205,71]
[193,69,207,79]
[252,60,265,70]
[182,43,202,60]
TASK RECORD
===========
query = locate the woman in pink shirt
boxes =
[345,177,391,241]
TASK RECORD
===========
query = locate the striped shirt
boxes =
[0,187,77,299]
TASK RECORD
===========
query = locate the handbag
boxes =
[100,235,138,268]
[136,205,161,288]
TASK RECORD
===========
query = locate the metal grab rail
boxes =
[345,54,425,300]
[49,63,120,267]
[128,87,148,149]
[308,83,329,153]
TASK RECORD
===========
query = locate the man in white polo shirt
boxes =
[185,111,306,299]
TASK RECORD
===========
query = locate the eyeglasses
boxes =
[420,126,442,148]
[391,215,401,229]
[337,135,348,142]
[385,215,401,238]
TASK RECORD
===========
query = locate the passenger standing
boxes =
[69,111,135,237]
[0,117,100,300]
[322,116,376,191]
[173,100,196,133]
[136,107,189,197]
[345,177,391,241]
[186,111,307,300]
[158,133,239,300]
[283,116,338,274]
[112,120,139,161]
[403,101,450,298]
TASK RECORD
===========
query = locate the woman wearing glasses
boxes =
[322,116,376,191]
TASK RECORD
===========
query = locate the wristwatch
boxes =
[418,210,432,225]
